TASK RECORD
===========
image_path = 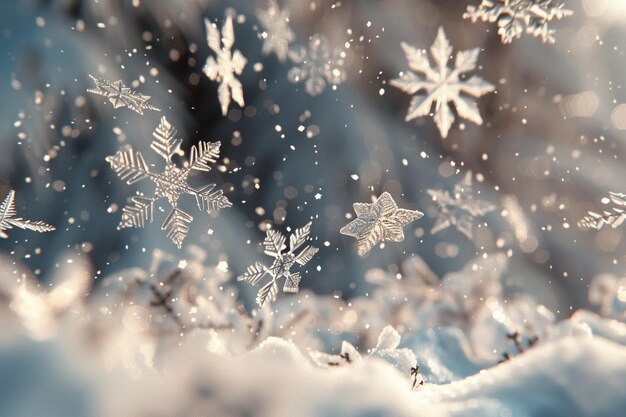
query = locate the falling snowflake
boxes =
[288,34,347,96]
[238,222,319,307]
[427,171,496,240]
[257,0,295,63]
[390,27,495,139]
[463,0,573,44]
[579,192,626,230]
[0,190,55,238]
[203,15,248,116]
[87,75,161,115]
[106,116,232,248]
[340,192,423,257]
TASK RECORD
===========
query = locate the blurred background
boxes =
[1,0,626,316]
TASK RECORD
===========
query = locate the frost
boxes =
[106,116,231,248]
[340,192,423,256]
[257,0,295,63]
[427,171,496,240]
[238,222,319,307]
[87,75,160,115]
[390,27,495,138]
[0,190,55,238]
[464,0,573,44]
[579,191,626,230]
[203,15,247,116]
[288,34,347,96]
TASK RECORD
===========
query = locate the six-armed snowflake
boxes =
[238,222,319,307]
[464,0,573,44]
[87,75,161,115]
[257,0,295,63]
[341,192,423,257]
[0,190,55,238]
[203,15,248,116]
[390,27,495,139]
[427,171,496,240]
[106,116,232,248]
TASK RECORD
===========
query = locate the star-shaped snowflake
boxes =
[106,116,232,248]
[288,34,347,96]
[203,15,248,116]
[0,190,55,238]
[257,0,295,63]
[340,192,423,257]
[390,27,495,139]
[464,0,573,44]
[427,171,496,240]
[87,75,161,115]
[238,222,319,307]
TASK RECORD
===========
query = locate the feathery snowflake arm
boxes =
[579,192,626,230]
[0,190,55,237]
[87,75,160,115]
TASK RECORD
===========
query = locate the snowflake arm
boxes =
[87,75,160,115]
[391,27,494,139]
[340,192,423,256]
[203,16,248,116]
[579,192,626,230]
[0,190,55,237]
[463,0,573,44]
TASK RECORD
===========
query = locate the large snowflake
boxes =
[257,0,295,63]
[579,192,626,231]
[106,116,232,248]
[238,222,319,307]
[87,75,161,115]
[340,192,423,257]
[463,0,573,44]
[288,34,347,96]
[0,190,55,238]
[203,15,248,116]
[427,171,496,240]
[390,27,495,139]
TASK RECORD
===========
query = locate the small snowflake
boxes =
[203,15,247,116]
[0,190,55,238]
[464,0,573,44]
[390,27,495,139]
[106,116,232,248]
[87,75,161,115]
[238,222,319,307]
[288,34,347,96]
[257,0,295,63]
[579,192,626,230]
[427,171,496,240]
[340,192,423,257]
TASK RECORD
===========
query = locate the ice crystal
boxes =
[579,192,626,230]
[257,0,295,63]
[0,190,55,238]
[288,34,347,96]
[464,0,573,44]
[238,222,319,307]
[427,171,496,240]
[203,15,247,116]
[106,116,232,248]
[340,192,423,257]
[390,27,495,139]
[87,75,161,115]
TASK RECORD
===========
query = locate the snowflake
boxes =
[238,222,319,307]
[106,116,232,248]
[463,0,573,44]
[390,27,495,139]
[579,192,626,231]
[427,171,496,240]
[340,192,423,257]
[0,190,55,238]
[87,75,161,115]
[288,34,347,96]
[257,0,295,63]
[203,15,247,116]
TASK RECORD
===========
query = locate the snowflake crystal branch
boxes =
[0,190,55,238]
[87,75,161,115]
